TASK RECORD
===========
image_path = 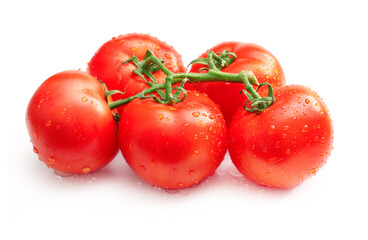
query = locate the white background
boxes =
[3,0,368,239]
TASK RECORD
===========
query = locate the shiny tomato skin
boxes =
[26,71,119,174]
[88,33,185,112]
[228,85,333,188]
[118,91,227,189]
[189,42,285,125]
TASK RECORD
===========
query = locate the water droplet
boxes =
[155,45,160,51]
[310,168,316,174]
[302,125,308,133]
[82,167,91,174]
[189,170,194,175]
[158,114,164,120]
[81,96,88,102]
[182,123,189,129]
[217,141,222,147]
[33,146,39,153]
[281,133,287,139]
[321,137,326,143]
[268,125,276,134]
[285,149,291,155]
[45,120,52,127]
[139,165,146,171]
[54,170,73,177]
[165,188,178,194]
[263,147,268,152]
[269,157,283,164]
[194,134,198,140]
[192,112,200,117]
[56,124,60,130]
[305,99,310,104]
[178,183,184,187]
[47,156,56,165]
[194,150,199,155]
[274,141,281,149]
[209,114,216,120]
[130,47,137,51]
[314,136,319,142]
[164,53,172,59]
[34,131,39,138]
[228,168,244,178]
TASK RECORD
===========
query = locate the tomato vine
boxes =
[108,50,275,113]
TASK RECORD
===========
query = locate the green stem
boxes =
[108,50,274,113]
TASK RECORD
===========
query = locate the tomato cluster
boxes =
[26,33,333,190]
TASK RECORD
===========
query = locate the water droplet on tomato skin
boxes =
[192,112,200,117]
[268,125,276,134]
[269,157,283,164]
[164,53,172,59]
[81,96,88,102]
[47,156,56,166]
[302,125,308,133]
[193,150,199,155]
[189,170,195,175]
[182,123,189,129]
[45,120,52,127]
[310,168,316,174]
[305,99,310,104]
[285,149,291,155]
[208,114,216,120]
[33,146,39,154]
[81,167,91,174]
[34,131,39,138]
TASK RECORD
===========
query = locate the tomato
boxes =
[188,42,285,125]
[88,33,185,112]
[228,85,333,188]
[118,91,227,189]
[26,70,119,175]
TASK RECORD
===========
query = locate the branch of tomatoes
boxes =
[107,50,275,114]
[26,33,333,190]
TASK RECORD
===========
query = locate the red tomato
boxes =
[228,85,333,188]
[88,33,185,112]
[26,71,119,175]
[189,42,285,125]
[118,91,227,189]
